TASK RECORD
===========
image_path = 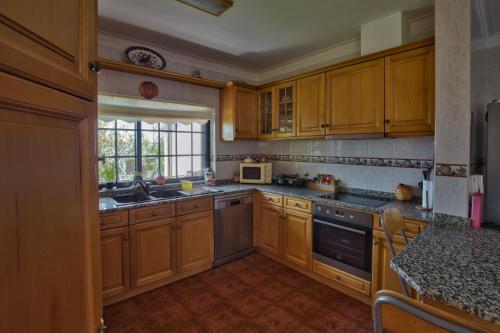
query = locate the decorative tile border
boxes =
[435,163,468,178]
[214,154,434,169]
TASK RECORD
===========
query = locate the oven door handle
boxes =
[314,219,367,235]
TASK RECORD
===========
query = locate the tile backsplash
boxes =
[215,137,434,194]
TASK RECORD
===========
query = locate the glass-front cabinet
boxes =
[276,81,296,137]
[258,87,275,139]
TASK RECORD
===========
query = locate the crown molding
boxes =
[256,38,361,84]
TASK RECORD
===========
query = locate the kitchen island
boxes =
[391,219,500,330]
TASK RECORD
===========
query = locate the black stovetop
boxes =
[319,192,391,208]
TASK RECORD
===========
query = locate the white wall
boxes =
[433,0,471,217]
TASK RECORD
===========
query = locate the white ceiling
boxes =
[99,0,434,70]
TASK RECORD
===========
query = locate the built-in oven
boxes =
[313,203,373,280]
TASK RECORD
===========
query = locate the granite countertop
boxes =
[391,220,500,324]
[99,183,432,223]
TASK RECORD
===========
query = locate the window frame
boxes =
[98,118,210,185]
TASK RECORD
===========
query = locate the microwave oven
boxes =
[240,163,272,184]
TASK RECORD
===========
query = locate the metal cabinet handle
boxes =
[151,211,157,216]
[385,119,391,124]
[294,202,299,206]
[89,61,101,73]
[123,235,129,241]
[335,275,341,281]
[373,239,379,245]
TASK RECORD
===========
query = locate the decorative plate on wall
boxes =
[125,46,166,70]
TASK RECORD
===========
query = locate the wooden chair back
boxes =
[374,290,496,333]
[381,208,407,241]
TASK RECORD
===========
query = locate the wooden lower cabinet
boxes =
[129,218,176,288]
[101,227,130,299]
[176,210,214,273]
[260,204,283,256]
[101,206,214,304]
[283,209,312,269]
[371,230,418,299]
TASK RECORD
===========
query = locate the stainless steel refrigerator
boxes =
[486,102,500,225]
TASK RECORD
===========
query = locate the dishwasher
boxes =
[214,192,254,266]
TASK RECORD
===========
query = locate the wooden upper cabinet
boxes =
[258,87,276,139]
[275,81,296,137]
[385,46,435,135]
[326,59,385,135]
[101,227,130,300]
[220,82,258,140]
[0,0,96,100]
[176,210,214,273]
[296,73,326,137]
[260,204,283,257]
[283,209,312,269]
[129,218,176,288]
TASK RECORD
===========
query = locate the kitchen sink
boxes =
[150,190,186,199]
[111,190,188,206]
[111,192,156,205]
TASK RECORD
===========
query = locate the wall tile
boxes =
[366,138,394,158]
[366,166,394,192]
[345,165,368,189]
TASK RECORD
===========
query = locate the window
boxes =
[98,116,210,184]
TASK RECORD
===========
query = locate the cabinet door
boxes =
[258,87,276,139]
[234,86,258,139]
[101,227,130,299]
[275,82,296,137]
[326,59,385,135]
[283,209,312,269]
[297,73,326,137]
[0,0,96,100]
[177,210,214,273]
[371,231,418,299]
[129,218,176,288]
[0,73,99,333]
[260,204,283,256]
[385,46,435,135]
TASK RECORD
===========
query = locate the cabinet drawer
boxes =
[100,211,128,230]
[373,214,425,236]
[284,196,311,213]
[261,192,282,206]
[129,204,175,224]
[313,260,371,296]
[176,197,213,216]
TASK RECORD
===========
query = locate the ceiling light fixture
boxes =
[177,0,233,16]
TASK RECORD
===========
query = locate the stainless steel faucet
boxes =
[133,179,150,195]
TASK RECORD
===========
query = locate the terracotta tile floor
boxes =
[103,253,373,333]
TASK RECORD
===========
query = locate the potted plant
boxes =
[101,163,115,190]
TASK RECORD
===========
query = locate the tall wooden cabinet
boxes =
[296,73,326,137]
[385,46,435,135]
[326,59,385,135]
[220,82,258,140]
[0,0,96,100]
[0,1,100,332]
